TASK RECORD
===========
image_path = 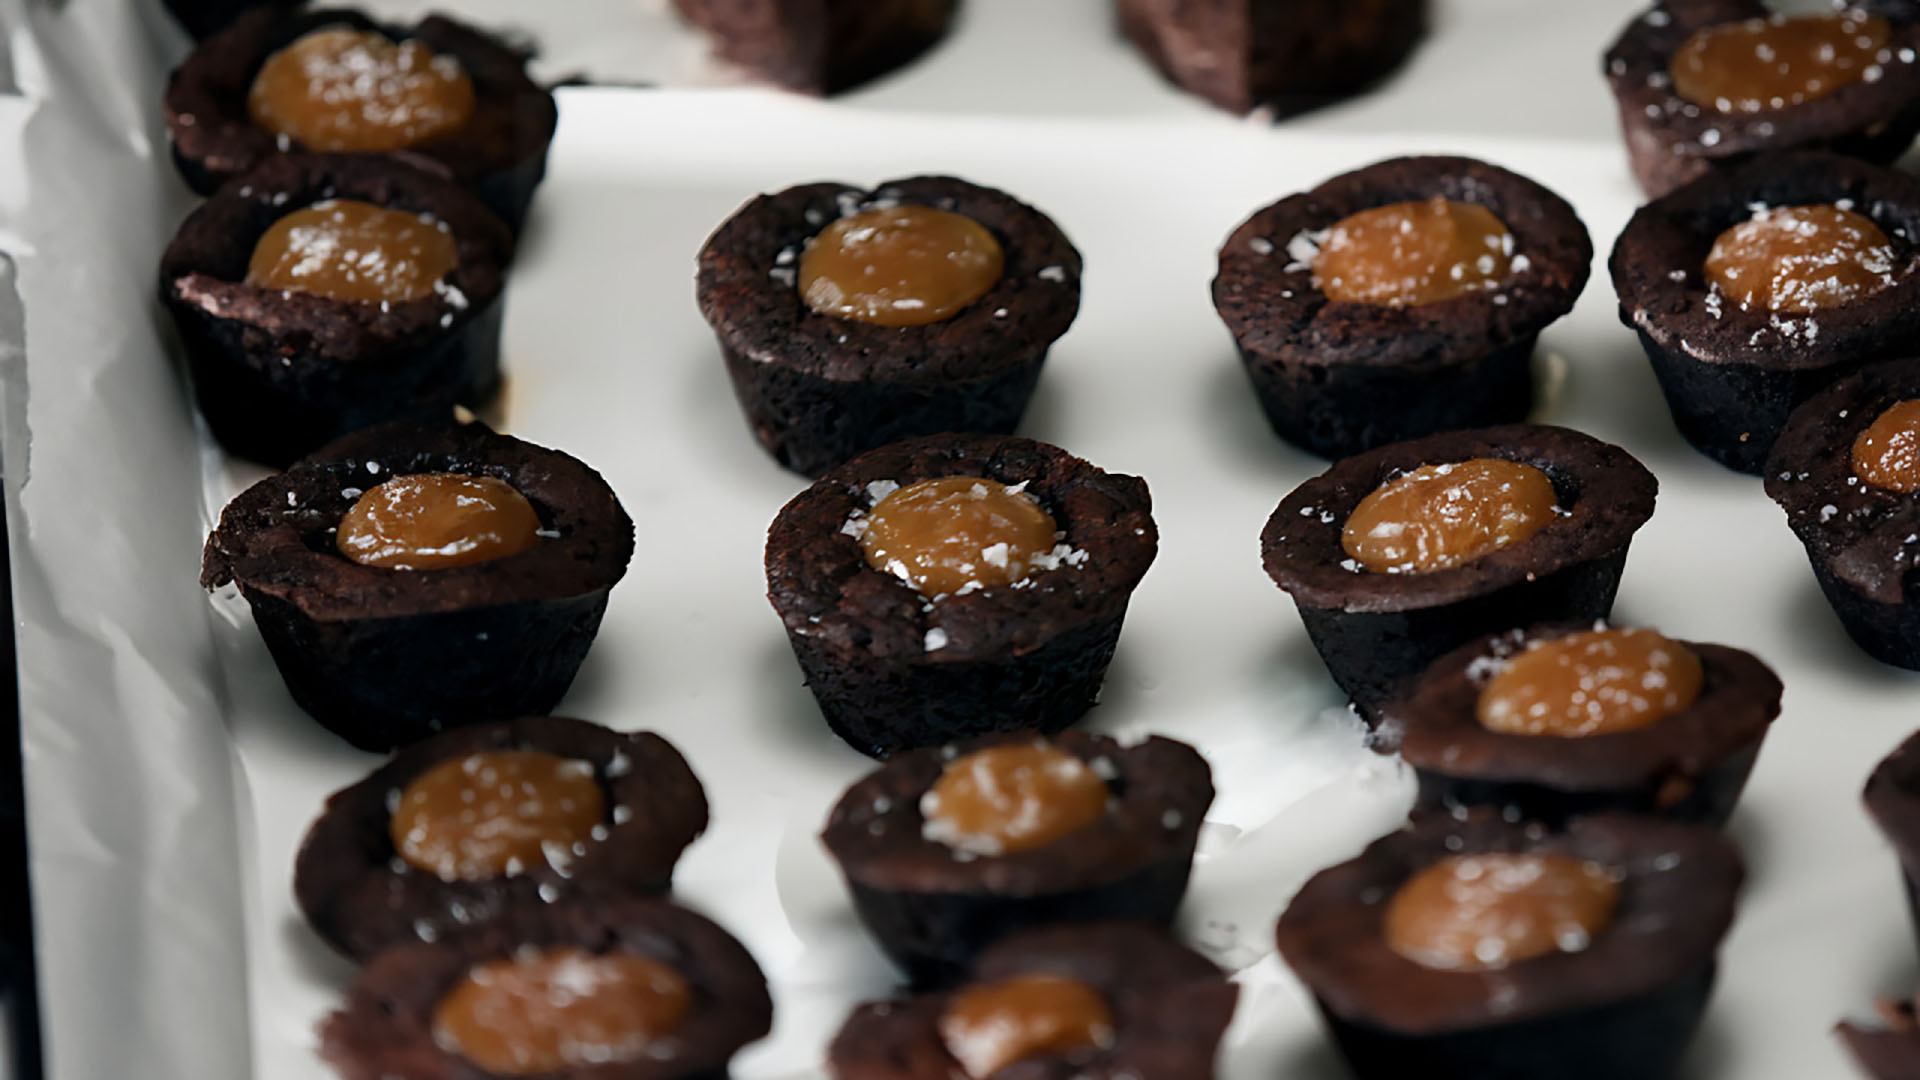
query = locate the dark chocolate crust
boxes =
[1276,811,1741,1078]
[822,731,1212,986]
[159,153,513,467]
[1765,358,1920,668]
[1380,622,1781,827]
[1865,730,1920,951]
[828,922,1237,1080]
[1612,152,1920,474]
[1213,156,1591,459]
[293,717,708,961]
[1840,1000,1920,1080]
[320,898,772,1080]
[1261,425,1659,714]
[1603,1,1920,198]
[697,176,1081,477]
[201,422,635,750]
[1116,0,1427,117]
[671,0,957,95]
[164,7,557,230]
[162,0,294,39]
[766,433,1156,757]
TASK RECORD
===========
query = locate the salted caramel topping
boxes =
[245,199,458,304]
[1705,205,1897,313]
[390,750,605,881]
[798,205,1004,326]
[1341,459,1560,575]
[1854,399,1920,491]
[336,473,541,571]
[1671,11,1891,115]
[938,973,1115,1077]
[860,476,1058,598]
[1313,197,1514,307]
[1385,853,1621,971]
[921,743,1109,857]
[1478,628,1705,737]
[432,947,691,1076]
[248,27,474,152]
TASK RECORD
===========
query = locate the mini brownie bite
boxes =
[821,731,1212,987]
[1766,358,1920,667]
[202,421,634,751]
[1841,997,1920,1079]
[766,433,1155,757]
[671,0,957,95]
[1116,0,1426,116]
[1276,811,1743,1080]
[321,898,772,1080]
[1214,157,1591,460]
[1613,152,1920,474]
[1605,1,1920,198]
[294,717,707,960]
[697,176,1081,477]
[165,6,557,230]
[1263,424,1658,717]
[160,153,512,467]
[827,922,1236,1079]
[1863,729,1920,946]
[1380,622,1781,826]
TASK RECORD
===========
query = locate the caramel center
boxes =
[798,205,1004,326]
[336,473,541,571]
[921,743,1109,857]
[1313,197,1514,308]
[389,750,605,882]
[1477,628,1705,738]
[246,199,459,304]
[1705,205,1897,314]
[938,973,1115,1077]
[247,27,475,152]
[1671,12,1891,114]
[1855,399,1920,492]
[1385,853,1621,971]
[860,476,1059,598]
[432,947,692,1076]
[1342,458,1560,575]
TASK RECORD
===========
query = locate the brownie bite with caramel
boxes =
[672,0,957,95]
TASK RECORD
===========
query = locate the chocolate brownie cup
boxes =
[1604,1,1920,198]
[1214,156,1591,460]
[1841,998,1920,1079]
[697,176,1081,477]
[294,717,707,960]
[1262,424,1658,717]
[202,421,634,751]
[1863,729,1920,945]
[1613,152,1920,474]
[1379,622,1781,827]
[828,922,1237,1079]
[1117,0,1427,116]
[822,731,1212,987]
[160,153,512,467]
[766,433,1155,757]
[321,898,772,1080]
[1276,811,1743,1080]
[1765,358,1920,668]
[163,0,292,39]
[671,0,957,95]
[164,6,556,230]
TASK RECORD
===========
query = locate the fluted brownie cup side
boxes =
[1863,730,1920,949]
[670,0,957,95]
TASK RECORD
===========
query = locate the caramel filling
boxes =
[336,473,541,571]
[1341,459,1560,575]
[246,199,458,304]
[1854,399,1920,491]
[860,476,1059,598]
[1313,197,1514,308]
[247,27,474,152]
[1671,11,1891,114]
[938,973,1115,1077]
[1705,205,1897,314]
[920,743,1109,857]
[389,750,605,881]
[432,947,691,1076]
[1477,628,1705,738]
[1385,853,1621,971]
[798,205,1004,326]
